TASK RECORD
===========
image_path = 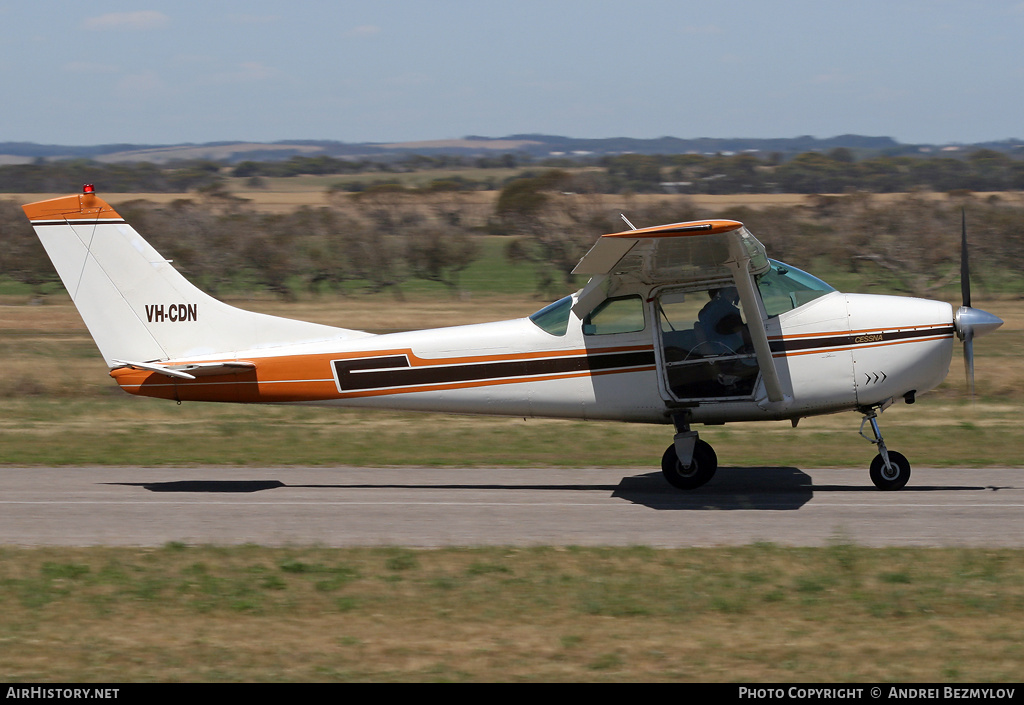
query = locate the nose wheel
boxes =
[869,450,911,490]
[860,407,911,490]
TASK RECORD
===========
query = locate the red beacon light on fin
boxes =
[83,184,95,194]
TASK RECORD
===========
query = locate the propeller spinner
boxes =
[953,210,1003,396]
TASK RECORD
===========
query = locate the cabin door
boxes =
[653,284,761,403]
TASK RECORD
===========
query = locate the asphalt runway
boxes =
[0,465,1022,548]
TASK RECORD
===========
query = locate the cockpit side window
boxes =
[756,260,836,317]
[529,295,573,336]
[583,295,646,335]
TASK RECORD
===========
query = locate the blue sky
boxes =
[2,1,1023,146]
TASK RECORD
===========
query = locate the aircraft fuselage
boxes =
[109,288,955,427]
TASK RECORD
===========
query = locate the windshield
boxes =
[529,295,573,336]
[756,260,836,317]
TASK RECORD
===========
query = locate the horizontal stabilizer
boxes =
[112,359,197,380]
[167,361,257,376]
[112,359,258,380]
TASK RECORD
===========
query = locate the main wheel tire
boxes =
[661,440,718,490]
[869,451,911,490]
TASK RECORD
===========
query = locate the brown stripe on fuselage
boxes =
[333,349,655,393]
[768,325,955,357]
[111,345,657,402]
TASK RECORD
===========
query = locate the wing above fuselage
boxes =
[572,219,769,283]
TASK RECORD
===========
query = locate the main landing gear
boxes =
[859,405,911,490]
[661,415,718,490]
[660,407,913,492]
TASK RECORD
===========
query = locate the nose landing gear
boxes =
[859,406,911,490]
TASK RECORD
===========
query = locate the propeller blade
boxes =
[953,209,1004,402]
[964,338,975,400]
[961,208,971,309]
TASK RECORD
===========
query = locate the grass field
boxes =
[1,544,1022,682]
[1,189,1021,682]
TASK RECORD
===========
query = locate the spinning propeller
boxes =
[953,210,1003,397]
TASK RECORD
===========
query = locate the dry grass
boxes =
[0,544,1021,682]
[240,294,543,331]
[13,187,1024,216]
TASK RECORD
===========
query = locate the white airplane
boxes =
[22,186,1003,491]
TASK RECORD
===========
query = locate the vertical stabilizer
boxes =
[22,189,372,366]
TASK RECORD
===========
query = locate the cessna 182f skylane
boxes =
[23,187,1003,491]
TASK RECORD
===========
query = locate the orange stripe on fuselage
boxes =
[766,323,952,342]
[110,345,656,403]
[772,335,954,358]
[768,324,955,358]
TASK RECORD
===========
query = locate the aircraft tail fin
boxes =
[22,188,372,366]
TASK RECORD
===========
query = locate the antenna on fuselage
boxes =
[620,214,637,230]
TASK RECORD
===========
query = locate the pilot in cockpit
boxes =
[697,287,744,353]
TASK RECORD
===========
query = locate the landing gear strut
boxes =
[859,406,911,490]
[661,415,718,490]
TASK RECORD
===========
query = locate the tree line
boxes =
[493,174,1024,298]
[2,148,1023,195]
[2,181,1022,302]
[0,160,223,193]
[0,189,484,301]
[601,149,1024,194]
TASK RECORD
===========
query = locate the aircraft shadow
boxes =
[110,471,812,511]
[108,479,623,493]
[612,469,992,510]
[108,468,993,512]
[613,467,812,510]
[110,480,287,493]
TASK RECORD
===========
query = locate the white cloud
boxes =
[206,61,281,84]
[115,71,165,95]
[63,61,119,74]
[348,25,381,37]
[83,11,169,31]
[227,14,281,25]
[680,24,723,35]
[383,72,433,89]
[810,71,856,86]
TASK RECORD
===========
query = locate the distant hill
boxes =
[1,134,1021,165]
